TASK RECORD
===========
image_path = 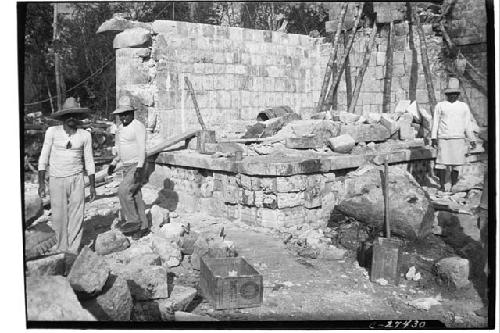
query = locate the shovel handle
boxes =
[384,155,391,239]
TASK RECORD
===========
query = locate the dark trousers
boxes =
[118,164,149,231]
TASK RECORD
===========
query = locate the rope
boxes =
[24,56,115,107]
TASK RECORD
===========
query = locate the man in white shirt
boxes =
[38,98,96,255]
[108,99,150,240]
[431,78,476,191]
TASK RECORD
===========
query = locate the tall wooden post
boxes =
[412,4,437,115]
[382,21,394,113]
[326,3,365,106]
[348,20,378,114]
[344,33,353,106]
[316,2,349,112]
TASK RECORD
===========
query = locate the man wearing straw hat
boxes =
[107,96,150,240]
[431,77,477,192]
[38,97,96,255]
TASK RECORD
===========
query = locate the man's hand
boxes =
[38,184,46,198]
[89,186,96,202]
[431,139,438,148]
[107,164,116,175]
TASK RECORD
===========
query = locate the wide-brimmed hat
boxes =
[444,77,461,94]
[50,97,91,119]
[113,96,137,114]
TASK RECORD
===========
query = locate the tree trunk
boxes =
[316,2,349,112]
[325,2,365,106]
[348,20,378,114]
[382,21,394,113]
[412,4,437,116]
[188,2,197,22]
[53,4,63,110]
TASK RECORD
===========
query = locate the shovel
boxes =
[370,155,401,285]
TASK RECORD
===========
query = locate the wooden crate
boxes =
[199,257,263,310]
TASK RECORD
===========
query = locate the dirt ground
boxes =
[78,183,488,328]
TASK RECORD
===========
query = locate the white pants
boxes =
[49,173,85,254]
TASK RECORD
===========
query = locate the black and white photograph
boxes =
[16,0,496,329]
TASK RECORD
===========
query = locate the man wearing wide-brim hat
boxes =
[107,96,150,240]
[38,97,96,255]
[431,77,477,191]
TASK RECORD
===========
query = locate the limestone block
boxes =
[285,136,319,149]
[152,20,177,36]
[380,114,399,135]
[240,206,258,226]
[435,257,470,289]
[240,189,255,206]
[27,275,95,321]
[151,234,182,268]
[113,27,151,49]
[276,192,304,209]
[327,134,355,153]
[26,253,66,277]
[399,122,416,140]
[394,100,412,114]
[82,275,133,321]
[97,17,151,34]
[276,175,306,193]
[68,247,110,295]
[95,230,130,256]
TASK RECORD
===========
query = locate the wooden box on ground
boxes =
[199,257,263,310]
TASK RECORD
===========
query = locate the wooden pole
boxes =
[384,155,390,239]
[343,32,353,107]
[348,19,378,114]
[316,2,349,112]
[326,3,365,106]
[184,77,207,130]
[412,4,437,116]
[382,21,394,113]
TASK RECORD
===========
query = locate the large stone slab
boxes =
[68,247,110,295]
[82,275,133,321]
[27,275,95,321]
[339,123,390,143]
[328,134,355,153]
[97,17,151,34]
[113,27,151,49]
[151,234,182,268]
[112,265,170,301]
[95,229,130,255]
[335,166,434,240]
[26,253,66,277]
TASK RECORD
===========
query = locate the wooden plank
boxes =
[184,77,207,130]
[348,19,378,114]
[316,2,349,112]
[146,129,198,156]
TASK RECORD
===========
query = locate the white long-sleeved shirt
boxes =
[38,126,95,177]
[113,119,146,167]
[431,101,476,140]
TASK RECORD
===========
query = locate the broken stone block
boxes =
[339,123,390,143]
[82,275,133,321]
[319,245,347,260]
[332,111,361,124]
[113,27,151,49]
[68,247,110,295]
[118,265,170,301]
[380,114,399,135]
[275,120,341,146]
[285,136,319,149]
[150,204,170,233]
[399,122,416,140]
[151,234,182,268]
[27,275,96,320]
[406,101,421,122]
[179,231,199,255]
[95,229,130,256]
[328,134,355,153]
[191,234,237,270]
[159,222,185,240]
[366,112,382,124]
[24,193,44,227]
[96,17,151,34]
[336,166,434,240]
[435,257,470,289]
[394,100,412,114]
[131,301,163,321]
[26,253,66,277]
[157,285,198,313]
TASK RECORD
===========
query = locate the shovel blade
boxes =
[370,237,401,285]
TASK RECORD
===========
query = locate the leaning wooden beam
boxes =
[184,77,207,130]
[316,2,349,112]
[382,21,395,113]
[326,2,365,107]
[412,4,437,116]
[348,19,378,114]
[343,32,353,107]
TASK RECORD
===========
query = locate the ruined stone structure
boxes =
[111,0,488,233]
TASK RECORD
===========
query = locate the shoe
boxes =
[119,222,141,235]
[131,228,151,241]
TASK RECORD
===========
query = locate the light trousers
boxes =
[118,164,149,230]
[49,173,85,254]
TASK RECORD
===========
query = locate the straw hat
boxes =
[444,77,461,94]
[50,97,91,119]
[113,96,136,114]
